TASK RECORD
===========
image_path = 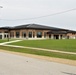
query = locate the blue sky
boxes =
[0,0,76,30]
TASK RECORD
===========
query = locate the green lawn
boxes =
[0,39,9,43]
[0,39,17,43]
[9,39,76,52]
[0,45,76,60]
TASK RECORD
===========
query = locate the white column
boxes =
[14,31,16,38]
[51,34,54,39]
[42,32,44,38]
[26,30,28,39]
[35,31,37,38]
[20,31,22,38]
[59,35,61,39]
[2,33,4,39]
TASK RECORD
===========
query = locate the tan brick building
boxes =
[0,24,76,39]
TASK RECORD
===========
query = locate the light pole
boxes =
[0,6,3,15]
[0,6,3,18]
[7,27,10,41]
[0,6,3,8]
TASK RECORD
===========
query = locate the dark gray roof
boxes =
[12,24,65,30]
[0,27,11,29]
[0,24,76,33]
[67,30,76,33]
[47,31,67,34]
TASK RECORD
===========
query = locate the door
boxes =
[54,35,59,39]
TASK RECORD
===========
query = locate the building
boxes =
[0,24,76,39]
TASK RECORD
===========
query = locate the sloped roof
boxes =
[0,24,76,33]
[0,27,11,29]
[47,31,67,34]
[67,30,76,33]
[12,24,65,30]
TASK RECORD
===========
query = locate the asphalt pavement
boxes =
[0,52,76,75]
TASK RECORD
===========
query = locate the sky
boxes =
[0,0,76,30]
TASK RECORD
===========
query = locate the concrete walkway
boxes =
[0,40,22,45]
[0,40,76,55]
[3,44,76,55]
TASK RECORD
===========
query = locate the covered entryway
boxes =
[49,34,51,38]
[0,33,8,39]
[47,31,67,39]
[54,35,59,39]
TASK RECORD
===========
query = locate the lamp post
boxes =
[0,6,3,8]
[7,27,10,41]
[0,6,3,39]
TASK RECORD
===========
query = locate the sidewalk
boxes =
[0,40,76,55]
[3,44,76,55]
[0,40,22,45]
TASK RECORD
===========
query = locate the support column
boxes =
[26,30,28,39]
[9,32,11,39]
[20,30,22,38]
[42,31,44,38]
[2,33,4,39]
[35,31,37,38]
[2,31,4,39]
[59,35,61,39]
[14,31,16,38]
[51,34,54,39]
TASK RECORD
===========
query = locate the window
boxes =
[28,32,32,38]
[0,35,2,39]
[22,32,26,38]
[37,32,42,38]
[16,32,20,38]
[4,35,6,38]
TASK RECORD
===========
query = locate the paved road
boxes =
[0,52,76,75]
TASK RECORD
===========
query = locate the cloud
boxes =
[0,0,76,30]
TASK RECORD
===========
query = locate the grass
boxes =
[0,39,18,43]
[0,45,76,60]
[9,39,76,52]
[0,39,9,43]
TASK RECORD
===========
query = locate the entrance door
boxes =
[54,35,59,39]
[49,34,51,38]
[60,35,62,39]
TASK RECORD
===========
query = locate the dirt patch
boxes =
[0,49,76,66]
